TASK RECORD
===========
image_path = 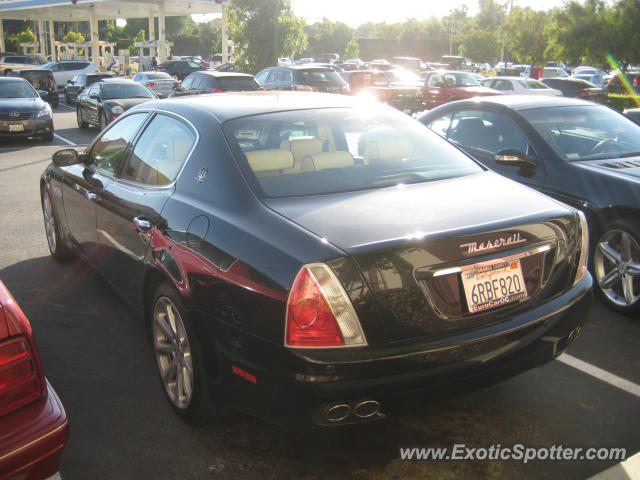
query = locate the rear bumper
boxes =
[0,380,69,480]
[213,274,592,427]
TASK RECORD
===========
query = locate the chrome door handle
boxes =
[133,216,152,232]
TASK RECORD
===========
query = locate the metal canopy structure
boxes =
[0,0,228,65]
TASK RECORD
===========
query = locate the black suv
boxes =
[255,65,348,93]
[64,73,114,104]
[10,69,58,108]
[156,60,206,80]
[171,71,260,97]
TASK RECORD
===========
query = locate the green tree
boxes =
[306,19,353,57]
[227,0,307,73]
[505,7,551,67]
[129,29,146,55]
[7,28,37,54]
[344,39,359,60]
[62,31,85,55]
[459,29,500,63]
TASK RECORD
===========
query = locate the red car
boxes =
[0,280,68,480]
[422,70,502,109]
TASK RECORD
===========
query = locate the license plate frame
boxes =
[461,258,528,313]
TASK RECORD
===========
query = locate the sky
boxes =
[193,0,569,27]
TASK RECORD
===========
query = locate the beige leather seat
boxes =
[362,139,414,166]
[301,151,354,172]
[279,137,323,174]
[245,149,294,177]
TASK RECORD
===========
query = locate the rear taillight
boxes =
[383,91,392,102]
[578,91,590,97]
[211,88,224,93]
[173,81,180,87]
[0,336,43,417]
[285,263,367,348]
[291,84,313,92]
[146,82,157,87]
[260,87,266,91]
[341,84,350,94]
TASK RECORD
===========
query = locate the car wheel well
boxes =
[590,206,640,240]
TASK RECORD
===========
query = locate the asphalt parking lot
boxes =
[0,101,638,480]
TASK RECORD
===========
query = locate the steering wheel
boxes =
[589,137,617,155]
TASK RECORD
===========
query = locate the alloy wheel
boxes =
[152,296,193,409]
[594,229,640,308]
[42,192,57,254]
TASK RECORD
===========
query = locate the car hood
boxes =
[263,171,568,255]
[0,97,44,112]
[103,97,154,110]
[574,156,640,181]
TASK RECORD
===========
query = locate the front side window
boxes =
[255,70,270,84]
[446,109,532,156]
[223,106,482,198]
[122,114,196,185]
[89,113,149,175]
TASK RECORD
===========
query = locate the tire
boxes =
[76,107,88,129]
[99,110,108,131]
[591,219,640,316]
[42,132,54,142]
[150,283,218,424]
[65,93,71,105]
[41,190,74,261]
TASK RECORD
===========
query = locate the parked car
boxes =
[572,73,608,89]
[9,68,58,108]
[39,60,100,87]
[41,92,591,426]
[511,64,532,77]
[318,53,340,64]
[0,77,54,141]
[64,72,114,104]
[607,70,640,94]
[342,69,425,114]
[421,70,502,109]
[342,58,366,71]
[255,65,349,94]
[76,78,156,130]
[0,55,41,75]
[482,76,562,96]
[392,57,425,71]
[0,279,69,480]
[418,95,640,314]
[171,70,260,97]
[155,60,206,80]
[132,71,179,98]
[541,77,608,103]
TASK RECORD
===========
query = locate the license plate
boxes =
[461,259,528,313]
[9,123,24,132]
[403,109,412,114]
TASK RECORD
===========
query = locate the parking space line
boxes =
[53,133,77,146]
[558,353,640,398]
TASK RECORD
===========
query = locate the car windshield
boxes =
[102,83,154,99]
[296,69,345,87]
[223,106,483,198]
[217,77,260,90]
[0,80,38,98]
[520,105,640,161]
[445,72,480,87]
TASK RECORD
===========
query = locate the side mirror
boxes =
[66,79,73,84]
[52,149,89,167]
[89,93,100,100]
[495,149,537,170]
[38,90,48,98]
[52,148,79,166]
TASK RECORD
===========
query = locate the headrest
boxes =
[280,137,323,159]
[245,149,294,172]
[302,151,354,171]
[362,139,414,165]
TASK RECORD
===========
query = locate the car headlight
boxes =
[37,105,52,118]
[111,105,124,115]
[574,210,589,285]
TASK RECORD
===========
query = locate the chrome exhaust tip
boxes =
[353,399,380,418]
[325,403,352,422]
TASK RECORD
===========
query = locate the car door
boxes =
[61,113,149,263]
[96,112,197,307]
[84,83,102,124]
[174,75,194,96]
[423,108,547,188]
[423,73,447,107]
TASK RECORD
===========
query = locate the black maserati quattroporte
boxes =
[40,92,592,426]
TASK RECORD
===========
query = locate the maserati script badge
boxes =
[460,233,527,255]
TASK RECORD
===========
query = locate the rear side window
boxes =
[122,115,196,185]
[90,113,149,175]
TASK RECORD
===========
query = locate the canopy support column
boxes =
[158,1,166,63]
[149,12,155,42]
[48,14,55,60]
[89,5,100,67]
[0,18,4,53]
[221,7,228,64]
[38,11,46,56]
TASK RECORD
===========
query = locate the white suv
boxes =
[40,60,100,87]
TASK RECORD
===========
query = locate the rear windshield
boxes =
[223,106,482,198]
[102,83,155,99]
[217,77,260,91]
[143,73,173,80]
[295,69,345,87]
[20,71,54,88]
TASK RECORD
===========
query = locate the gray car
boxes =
[132,71,178,98]
[0,77,54,141]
